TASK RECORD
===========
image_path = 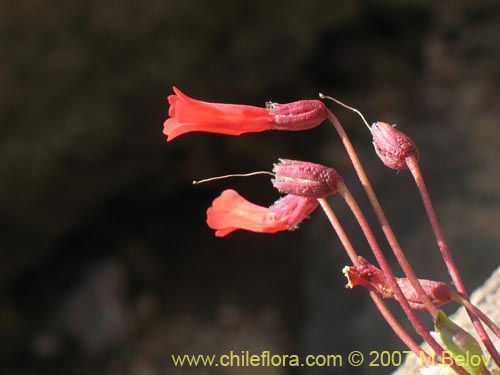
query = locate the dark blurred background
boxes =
[1,1,500,374]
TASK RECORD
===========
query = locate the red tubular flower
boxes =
[163,87,326,141]
[206,189,318,237]
[371,122,418,170]
[343,257,452,309]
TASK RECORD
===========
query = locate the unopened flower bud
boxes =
[397,278,452,309]
[268,100,327,130]
[435,310,487,375]
[371,122,418,170]
[272,159,343,198]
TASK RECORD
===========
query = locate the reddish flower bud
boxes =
[206,189,318,237]
[271,159,343,198]
[344,257,452,309]
[163,87,326,141]
[267,100,327,131]
[397,278,452,309]
[371,122,418,170]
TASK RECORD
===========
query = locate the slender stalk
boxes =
[406,155,500,366]
[318,198,359,265]
[325,109,439,317]
[369,292,432,362]
[318,198,433,361]
[450,291,500,340]
[336,183,475,375]
[405,157,463,290]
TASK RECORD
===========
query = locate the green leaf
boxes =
[435,310,488,375]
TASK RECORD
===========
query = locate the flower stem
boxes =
[325,109,439,317]
[317,198,433,361]
[335,183,475,374]
[450,291,500,340]
[318,198,359,265]
[324,109,475,374]
[406,155,500,366]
